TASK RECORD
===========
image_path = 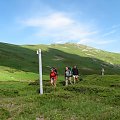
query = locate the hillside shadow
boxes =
[42,48,120,75]
[0,42,38,73]
[0,42,120,75]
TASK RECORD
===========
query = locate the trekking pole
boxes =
[37,49,43,95]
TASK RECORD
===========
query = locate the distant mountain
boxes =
[0,42,120,80]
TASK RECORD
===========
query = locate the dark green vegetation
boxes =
[0,42,120,81]
[0,75,120,120]
[0,42,120,119]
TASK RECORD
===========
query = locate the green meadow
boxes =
[0,42,120,120]
[0,75,120,120]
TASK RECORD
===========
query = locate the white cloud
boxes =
[54,40,65,44]
[20,12,116,47]
[78,38,115,45]
[21,13,74,29]
[20,12,98,42]
[78,38,95,44]
[102,30,116,37]
[96,40,115,45]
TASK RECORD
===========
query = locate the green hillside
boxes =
[0,42,120,81]
[0,42,120,120]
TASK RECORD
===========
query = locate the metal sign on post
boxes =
[37,49,43,94]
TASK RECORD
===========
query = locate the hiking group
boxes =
[50,66,79,87]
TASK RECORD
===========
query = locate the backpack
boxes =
[65,69,72,77]
[50,71,56,77]
[52,67,58,75]
[54,68,58,75]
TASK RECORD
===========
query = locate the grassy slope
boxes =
[0,75,120,120]
[0,42,120,119]
[0,42,120,81]
[0,42,38,81]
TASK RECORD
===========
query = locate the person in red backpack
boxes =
[52,67,58,80]
[50,68,57,87]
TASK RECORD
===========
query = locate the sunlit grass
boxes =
[0,75,120,120]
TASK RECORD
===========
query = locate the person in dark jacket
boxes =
[72,66,79,84]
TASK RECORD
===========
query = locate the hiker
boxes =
[72,66,79,84]
[101,68,105,76]
[52,67,58,79]
[65,66,72,86]
[50,68,57,87]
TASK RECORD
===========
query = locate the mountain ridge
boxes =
[0,42,120,81]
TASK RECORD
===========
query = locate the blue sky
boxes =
[0,0,120,53]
